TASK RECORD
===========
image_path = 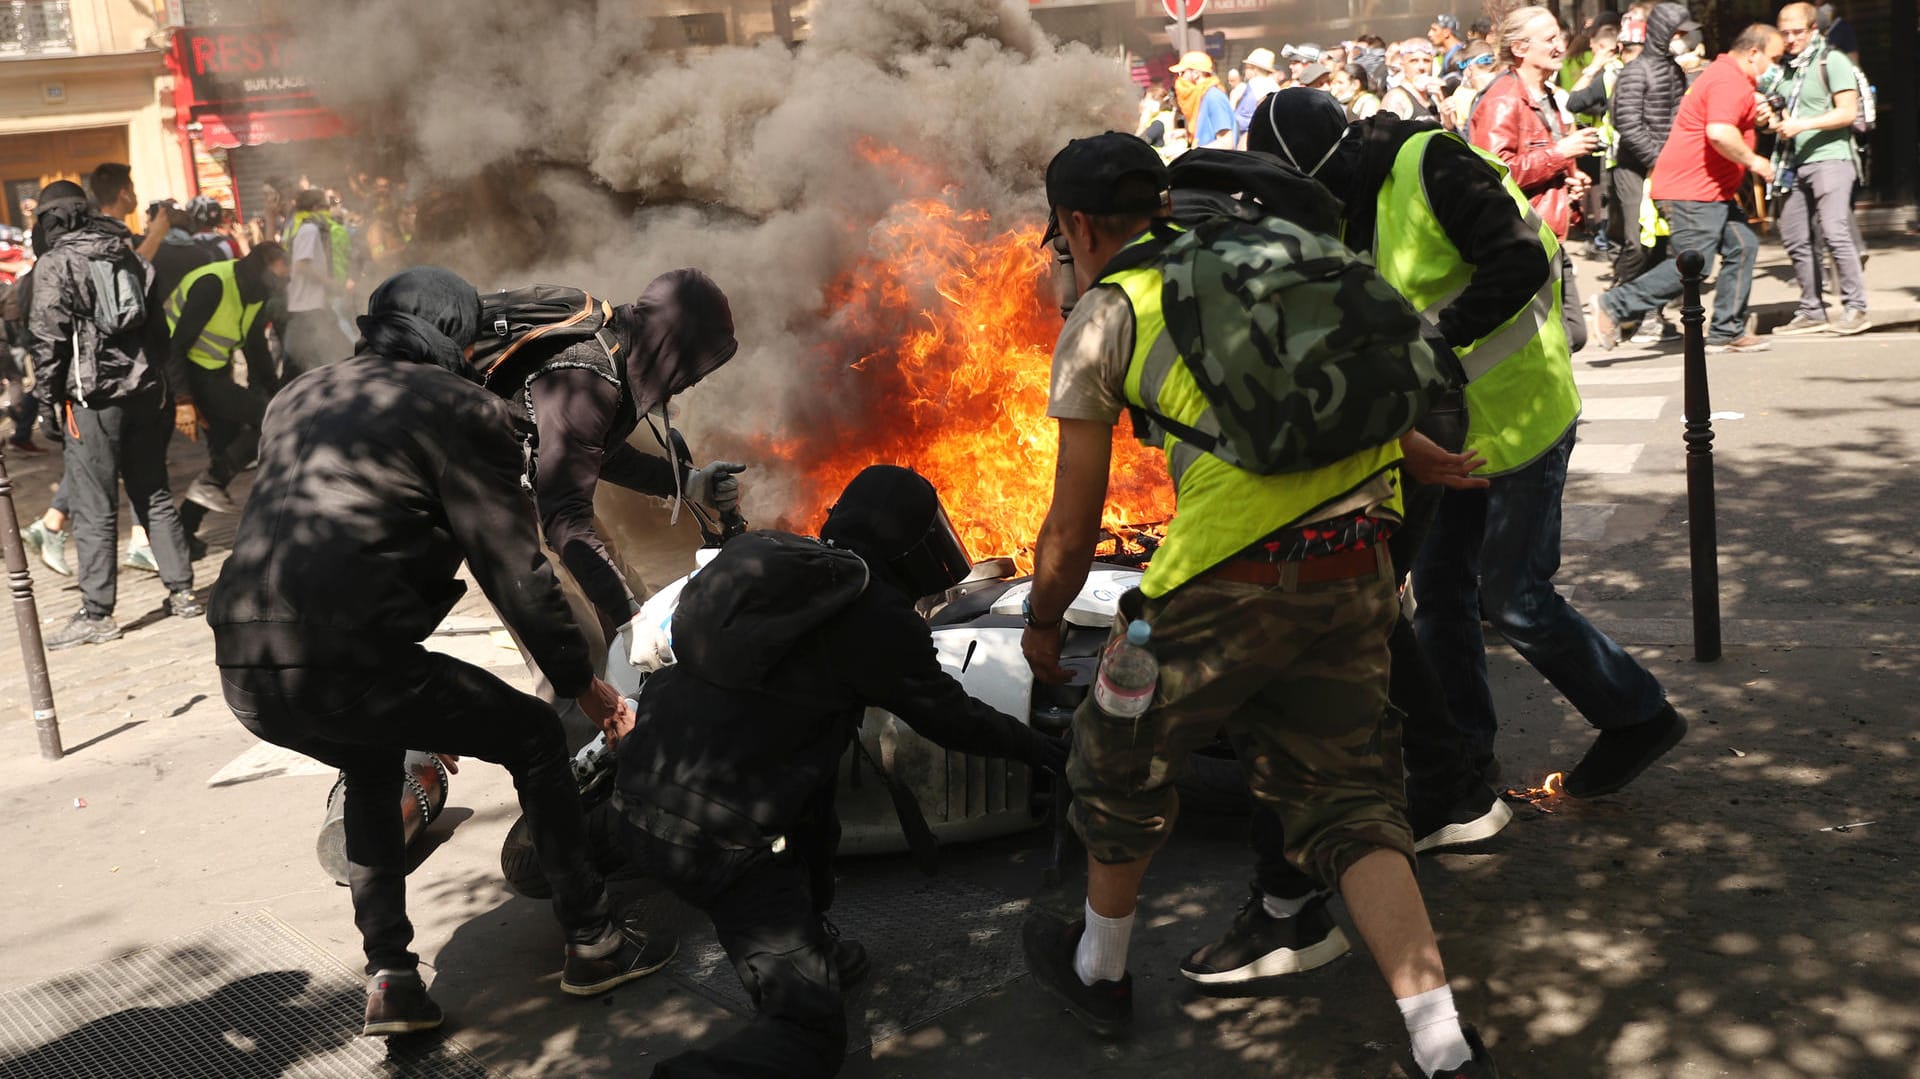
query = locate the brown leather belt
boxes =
[1201,544,1386,587]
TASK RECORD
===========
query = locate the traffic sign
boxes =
[1163,0,1207,20]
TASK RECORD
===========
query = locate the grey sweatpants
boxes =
[1777,159,1867,319]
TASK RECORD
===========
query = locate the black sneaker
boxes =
[1563,705,1687,799]
[1411,782,1514,853]
[560,923,678,996]
[362,968,443,1036]
[822,918,870,989]
[167,589,205,618]
[1021,913,1132,1038]
[1179,888,1350,985]
[1425,1022,1499,1078]
[46,611,121,651]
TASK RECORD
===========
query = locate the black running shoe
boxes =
[560,924,678,996]
[822,918,870,989]
[1411,782,1514,853]
[1424,1022,1499,1078]
[1021,913,1132,1038]
[46,610,121,651]
[1179,888,1349,985]
[167,589,205,619]
[362,968,443,1036]
[1564,705,1687,799]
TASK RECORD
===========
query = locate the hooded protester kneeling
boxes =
[210,266,677,1040]
[610,465,1068,1079]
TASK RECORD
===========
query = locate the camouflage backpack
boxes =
[1109,216,1457,475]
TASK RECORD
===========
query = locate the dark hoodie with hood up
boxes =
[1610,2,1693,175]
[613,530,1054,849]
[27,182,161,412]
[520,268,738,629]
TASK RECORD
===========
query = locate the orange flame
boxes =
[1541,771,1564,796]
[743,148,1173,568]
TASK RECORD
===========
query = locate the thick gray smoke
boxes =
[299,0,1135,529]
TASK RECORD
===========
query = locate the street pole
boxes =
[1677,249,1722,663]
[0,452,61,759]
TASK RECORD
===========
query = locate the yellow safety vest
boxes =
[282,210,351,283]
[1367,129,1581,476]
[1098,252,1405,598]
[164,261,266,372]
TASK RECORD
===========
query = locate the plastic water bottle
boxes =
[1093,620,1158,719]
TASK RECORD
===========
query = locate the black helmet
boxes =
[819,465,972,600]
[185,195,225,230]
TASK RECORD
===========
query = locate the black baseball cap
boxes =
[1042,132,1168,243]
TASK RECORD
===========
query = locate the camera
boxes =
[1766,92,1788,114]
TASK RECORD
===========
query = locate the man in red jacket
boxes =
[1594,24,1785,353]
[1472,5,1604,351]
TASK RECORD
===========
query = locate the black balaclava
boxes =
[819,465,972,599]
[612,268,738,417]
[31,180,90,255]
[1249,89,1363,200]
[354,266,483,380]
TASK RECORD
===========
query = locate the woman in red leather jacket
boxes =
[1470,5,1605,349]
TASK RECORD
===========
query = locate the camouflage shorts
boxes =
[1067,554,1413,887]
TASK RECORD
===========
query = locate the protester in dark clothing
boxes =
[28,180,198,649]
[166,243,289,544]
[613,465,1066,1079]
[1609,2,1693,285]
[212,266,676,1039]
[517,268,742,634]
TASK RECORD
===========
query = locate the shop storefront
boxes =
[165,23,356,224]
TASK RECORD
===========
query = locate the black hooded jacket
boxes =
[520,269,737,628]
[210,268,593,697]
[613,531,1051,847]
[1611,2,1693,174]
[28,202,159,408]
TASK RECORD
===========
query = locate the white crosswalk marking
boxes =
[1568,443,1643,475]
[1580,395,1669,421]
[1575,367,1683,386]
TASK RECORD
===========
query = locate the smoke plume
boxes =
[297,0,1136,531]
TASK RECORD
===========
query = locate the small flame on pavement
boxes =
[1503,771,1567,813]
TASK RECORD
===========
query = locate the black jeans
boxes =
[62,391,194,614]
[221,653,612,974]
[627,804,846,1079]
[1251,400,1474,898]
[185,365,267,488]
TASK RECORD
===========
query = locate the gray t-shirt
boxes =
[1045,286,1134,424]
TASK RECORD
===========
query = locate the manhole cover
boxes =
[622,869,1031,1051]
[0,911,494,1079]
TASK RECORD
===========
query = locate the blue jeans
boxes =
[1599,199,1759,343]
[1411,428,1667,764]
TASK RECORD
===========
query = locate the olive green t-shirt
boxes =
[1784,45,1860,166]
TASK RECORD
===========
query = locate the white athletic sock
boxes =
[1398,984,1473,1075]
[1073,900,1134,986]
[569,924,623,959]
[1260,890,1318,919]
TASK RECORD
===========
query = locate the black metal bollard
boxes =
[0,452,61,758]
[1677,250,1722,662]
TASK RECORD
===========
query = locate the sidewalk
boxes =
[1570,230,1920,335]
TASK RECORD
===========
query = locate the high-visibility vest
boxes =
[282,210,351,283]
[1097,246,1405,598]
[164,261,266,371]
[1367,129,1581,476]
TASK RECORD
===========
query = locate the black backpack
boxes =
[473,285,618,394]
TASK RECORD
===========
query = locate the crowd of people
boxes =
[1140,1,1878,351]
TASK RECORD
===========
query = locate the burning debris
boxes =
[1503,771,1567,813]
[293,0,1144,561]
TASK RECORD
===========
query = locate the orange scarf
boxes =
[1174,74,1223,132]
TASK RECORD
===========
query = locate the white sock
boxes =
[569,924,623,959]
[1073,900,1134,986]
[1398,985,1473,1074]
[1260,890,1318,919]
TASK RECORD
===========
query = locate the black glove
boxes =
[1029,730,1070,776]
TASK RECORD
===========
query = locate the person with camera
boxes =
[1767,1,1870,337]
[1594,25,1786,353]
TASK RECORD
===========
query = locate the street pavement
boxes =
[2,234,1919,1078]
